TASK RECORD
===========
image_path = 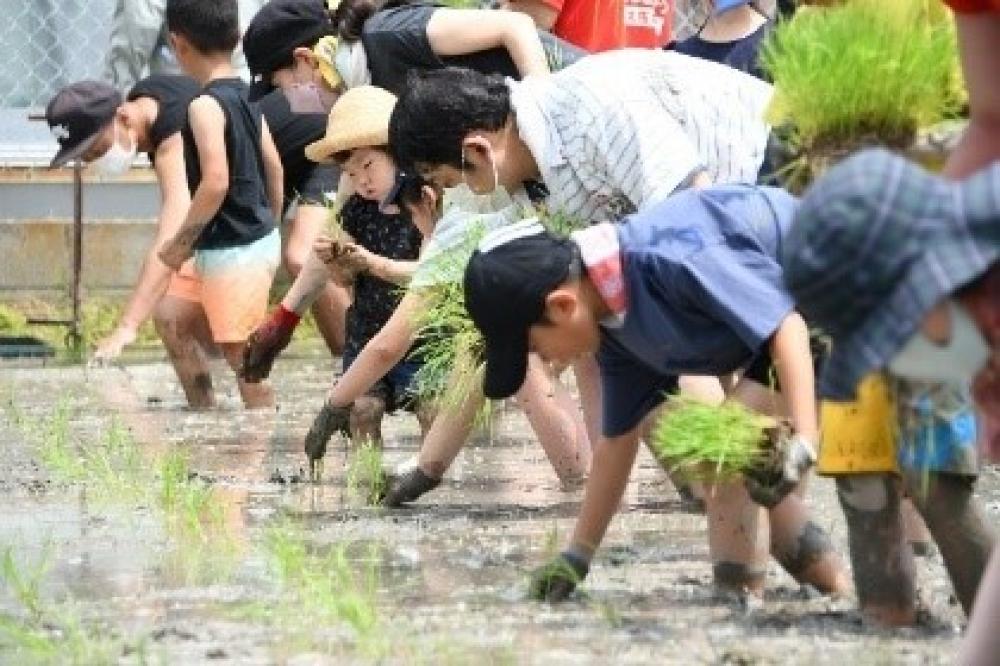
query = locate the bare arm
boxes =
[93,135,192,361]
[158,96,229,269]
[426,8,551,78]
[503,0,559,31]
[341,244,419,286]
[943,13,1000,179]
[327,291,424,406]
[768,311,818,442]
[568,429,640,558]
[260,116,284,221]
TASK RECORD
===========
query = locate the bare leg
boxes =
[283,204,350,355]
[836,473,916,626]
[349,395,386,447]
[904,471,995,616]
[515,355,590,482]
[219,342,274,409]
[153,295,216,410]
[572,354,603,452]
[960,548,1000,666]
[768,485,850,595]
[704,479,769,597]
[900,496,933,555]
[417,372,484,478]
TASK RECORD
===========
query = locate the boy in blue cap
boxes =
[463,185,850,601]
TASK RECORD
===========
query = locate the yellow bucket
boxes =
[818,373,899,475]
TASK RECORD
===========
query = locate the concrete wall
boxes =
[0,167,158,296]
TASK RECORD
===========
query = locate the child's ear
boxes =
[543,289,577,324]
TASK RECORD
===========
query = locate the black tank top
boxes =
[182,78,275,250]
[127,75,200,159]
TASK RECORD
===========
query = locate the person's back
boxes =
[181,77,275,249]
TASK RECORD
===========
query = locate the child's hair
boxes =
[166,0,240,54]
[329,0,413,41]
[332,144,392,167]
[389,68,511,171]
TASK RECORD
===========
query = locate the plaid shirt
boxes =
[509,49,774,224]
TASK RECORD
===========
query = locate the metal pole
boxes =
[71,161,83,349]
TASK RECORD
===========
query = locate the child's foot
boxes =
[304,402,352,480]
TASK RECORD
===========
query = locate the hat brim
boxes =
[305,127,389,164]
[819,243,1000,400]
[482,329,530,400]
[49,130,102,169]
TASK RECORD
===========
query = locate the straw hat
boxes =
[305,85,397,164]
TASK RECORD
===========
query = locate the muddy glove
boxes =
[744,433,816,508]
[529,549,590,602]
[304,401,352,481]
[241,305,301,382]
[381,467,441,507]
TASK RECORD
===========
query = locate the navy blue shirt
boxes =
[670,22,772,81]
[597,185,798,437]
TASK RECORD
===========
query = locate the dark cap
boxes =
[783,148,1000,400]
[244,0,334,101]
[464,220,577,399]
[45,80,121,168]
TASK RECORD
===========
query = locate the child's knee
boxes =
[351,397,385,430]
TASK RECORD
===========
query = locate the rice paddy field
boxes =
[2,344,997,665]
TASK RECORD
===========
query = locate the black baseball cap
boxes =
[244,0,334,101]
[45,80,122,168]
[463,220,578,399]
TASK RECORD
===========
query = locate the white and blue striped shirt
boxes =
[510,49,774,223]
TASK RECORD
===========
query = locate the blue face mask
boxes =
[889,301,990,384]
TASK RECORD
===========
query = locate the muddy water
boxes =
[1,353,998,664]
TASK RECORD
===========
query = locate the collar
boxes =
[508,77,567,177]
[571,222,627,328]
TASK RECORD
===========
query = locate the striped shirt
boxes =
[509,49,774,223]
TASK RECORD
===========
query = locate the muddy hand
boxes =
[241,307,298,382]
[89,324,137,368]
[528,551,590,602]
[158,237,194,271]
[744,433,816,508]
[381,467,441,507]
[303,401,352,481]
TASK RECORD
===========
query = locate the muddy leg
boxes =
[704,479,769,597]
[768,482,850,595]
[153,295,216,410]
[900,495,934,556]
[220,342,274,409]
[515,355,589,483]
[836,473,916,626]
[349,396,385,447]
[903,471,995,616]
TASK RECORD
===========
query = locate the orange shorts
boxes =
[164,259,202,303]
[194,230,280,344]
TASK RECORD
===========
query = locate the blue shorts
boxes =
[342,351,421,413]
[896,381,978,477]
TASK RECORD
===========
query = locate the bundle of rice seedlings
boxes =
[651,397,773,481]
[761,0,961,189]
[346,440,388,505]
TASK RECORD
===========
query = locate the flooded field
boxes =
[2,349,997,664]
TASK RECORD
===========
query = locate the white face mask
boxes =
[457,141,517,213]
[92,125,136,177]
[888,301,991,383]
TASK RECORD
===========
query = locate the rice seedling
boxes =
[650,397,771,481]
[345,439,388,505]
[0,547,145,665]
[760,0,961,189]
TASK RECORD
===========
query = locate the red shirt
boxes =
[943,0,1000,12]
[624,0,673,48]
[545,0,628,52]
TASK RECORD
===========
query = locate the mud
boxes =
[1,349,998,664]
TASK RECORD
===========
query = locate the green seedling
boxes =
[761,0,960,189]
[345,439,388,505]
[651,397,771,481]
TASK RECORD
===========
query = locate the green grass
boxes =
[650,397,771,481]
[761,0,961,186]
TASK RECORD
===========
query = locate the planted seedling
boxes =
[346,439,389,506]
